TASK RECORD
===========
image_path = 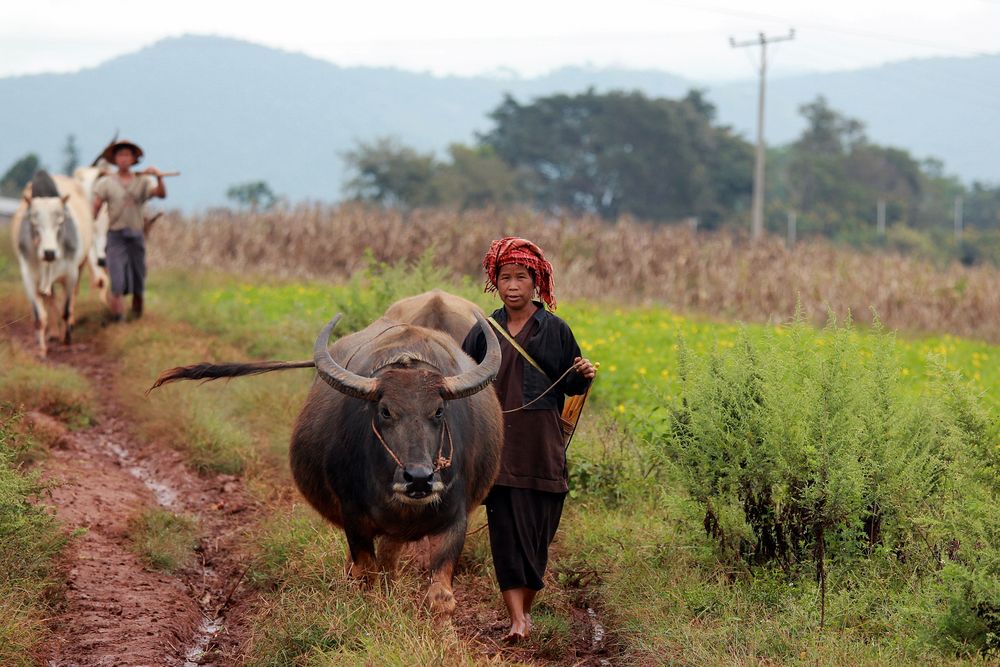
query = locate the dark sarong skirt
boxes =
[485,485,566,591]
[106,229,146,297]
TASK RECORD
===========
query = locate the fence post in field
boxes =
[877,198,886,236]
[686,216,699,233]
[787,210,796,248]
[954,195,963,241]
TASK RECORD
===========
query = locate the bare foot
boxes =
[503,617,531,643]
[502,629,526,644]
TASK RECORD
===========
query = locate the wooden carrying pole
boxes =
[96,170,181,177]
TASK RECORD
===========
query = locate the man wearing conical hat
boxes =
[91,139,166,322]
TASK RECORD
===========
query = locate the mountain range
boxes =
[1,34,997,210]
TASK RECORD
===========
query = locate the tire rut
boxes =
[22,338,254,666]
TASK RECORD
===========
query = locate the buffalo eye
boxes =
[433,407,444,420]
[379,405,392,420]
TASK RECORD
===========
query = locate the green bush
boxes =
[663,313,1000,653]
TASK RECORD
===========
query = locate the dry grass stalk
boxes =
[147,203,1000,343]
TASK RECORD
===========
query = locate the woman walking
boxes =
[91,139,166,322]
[462,237,596,642]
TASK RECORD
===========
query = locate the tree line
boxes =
[4,93,999,265]
[342,90,1000,265]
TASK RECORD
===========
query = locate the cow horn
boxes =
[313,314,380,401]
[440,311,501,400]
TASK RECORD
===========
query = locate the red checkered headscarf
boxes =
[482,237,557,311]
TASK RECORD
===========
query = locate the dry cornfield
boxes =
[148,204,1000,343]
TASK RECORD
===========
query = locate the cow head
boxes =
[21,192,73,263]
[313,312,501,505]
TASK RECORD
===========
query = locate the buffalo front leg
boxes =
[376,536,406,578]
[343,524,378,587]
[425,515,468,622]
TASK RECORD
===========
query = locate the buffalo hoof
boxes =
[425,581,456,622]
[346,557,378,588]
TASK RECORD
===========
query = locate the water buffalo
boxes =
[151,295,502,620]
[382,289,482,344]
[11,171,94,355]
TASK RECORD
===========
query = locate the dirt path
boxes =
[17,336,254,666]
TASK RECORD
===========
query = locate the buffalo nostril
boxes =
[97,257,106,267]
[403,464,434,490]
[43,250,56,262]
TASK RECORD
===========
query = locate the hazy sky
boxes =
[2,1,997,80]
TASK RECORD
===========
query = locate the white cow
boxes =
[11,171,94,356]
[73,163,111,301]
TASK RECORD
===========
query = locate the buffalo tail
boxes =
[147,359,315,394]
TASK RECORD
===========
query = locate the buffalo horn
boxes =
[440,311,501,400]
[313,314,380,401]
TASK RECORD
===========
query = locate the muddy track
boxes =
[15,334,255,666]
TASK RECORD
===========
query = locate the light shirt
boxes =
[93,174,154,232]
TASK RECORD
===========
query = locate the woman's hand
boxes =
[572,356,597,379]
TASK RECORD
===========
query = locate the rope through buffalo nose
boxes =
[370,417,454,473]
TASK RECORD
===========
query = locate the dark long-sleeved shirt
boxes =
[462,303,591,492]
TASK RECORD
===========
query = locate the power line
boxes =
[665,1,995,58]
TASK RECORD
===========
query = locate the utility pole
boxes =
[954,195,963,241]
[730,29,795,240]
[877,197,886,236]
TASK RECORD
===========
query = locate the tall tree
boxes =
[481,89,752,224]
[62,134,80,175]
[0,153,41,198]
[964,182,1000,232]
[786,97,922,236]
[433,144,523,209]
[226,180,277,212]
[796,96,865,156]
[342,138,439,210]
